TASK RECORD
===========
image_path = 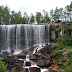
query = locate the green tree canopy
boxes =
[30,13,35,24]
[36,12,42,23]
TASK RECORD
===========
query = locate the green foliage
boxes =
[0,5,10,25]
[53,7,60,21]
[11,68,16,72]
[41,10,50,23]
[64,65,72,72]
[56,21,72,47]
[10,11,22,24]
[56,25,61,32]
[22,12,29,24]
[30,13,35,24]
[0,61,6,72]
[53,22,72,71]
[51,44,58,51]
[36,12,42,23]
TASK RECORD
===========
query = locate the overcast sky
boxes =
[0,0,72,15]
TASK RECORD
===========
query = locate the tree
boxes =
[10,11,16,24]
[70,2,72,8]
[0,6,3,24]
[36,12,42,23]
[22,12,29,24]
[15,11,22,24]
[44,11,50,23]
[59,8,63,21]
[0,6,10,25]
[53,7,60,21]
[50,9,54,21]
[41,10,50,23]
[3,6,10,25]
[65,2,72,21]
[10,11,22,24]
[30,13,35,24]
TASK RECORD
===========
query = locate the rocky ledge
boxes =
[0,44,62,72]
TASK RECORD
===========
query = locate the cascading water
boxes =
[0,24,50,52]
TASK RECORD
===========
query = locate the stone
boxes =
[37,59,46,67]
[25,61,31,66]
[16,60,24,63]
[17,54,26,59]
[4,55,25,71]
[58,62,63,65]
[16,60,24,66]
[52,64,61,72]
[11,67,17,72]
[22,68,28,72]
[3,51,9,55]
[31,62,36,65]
[11,50,14,54]
[14,63,24,71]
[1,51,9,59]
[0,57,4,61]
[63,57,67,60]
[0,50,1,53]
[29,67,41,72]
[30,54,37,60]
[46,60,52,67]
[64,62,69,66]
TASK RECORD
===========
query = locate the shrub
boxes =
[51,44,58,51]
[64,65,72,72]
[0,61,6,72]
[11,68,17,72]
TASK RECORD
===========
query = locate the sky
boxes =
[0,0,72,15]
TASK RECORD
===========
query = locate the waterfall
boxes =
[0,24,50,51]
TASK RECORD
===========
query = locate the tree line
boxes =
[0,2,72,25]
[0,6,50,25]
[50,2,72,22]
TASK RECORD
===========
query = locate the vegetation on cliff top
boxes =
[51,21,72,72]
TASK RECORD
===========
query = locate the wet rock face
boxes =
[25,61,31,66]
[29,67,41,72]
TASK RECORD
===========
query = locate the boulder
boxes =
[17,54,26,59]
[25,61,31,66]
[46,60,52,67]
[16,60,24,66]
[30,55,37,60]
[16,60,24,63]
[1,51,9,59]
[0,57,4,61]
[22,68,28,72]
[14,63,24,71]
[37,59,46,67]
[5,56,17,64]
[29,67,41,72]
[11,50,14,54]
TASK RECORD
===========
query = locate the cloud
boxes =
[0,0,71,15]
